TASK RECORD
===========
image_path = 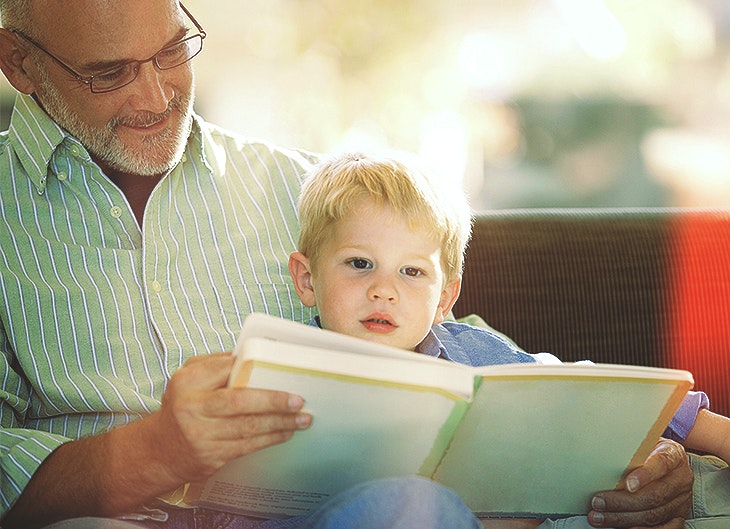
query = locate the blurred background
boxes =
[2,0,730,210]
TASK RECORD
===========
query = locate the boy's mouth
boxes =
[360,314,398,334]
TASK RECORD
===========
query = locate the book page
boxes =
[193,337,472,518]
[432,363,692,517]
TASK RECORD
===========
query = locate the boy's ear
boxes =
[288,251,317,308]
[0,28,37,95]
[433,276,462,324]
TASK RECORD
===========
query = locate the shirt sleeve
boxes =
[0,327,69,514]
[663,390,710,442]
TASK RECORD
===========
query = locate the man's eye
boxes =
[158,41,189,62]
[96,64,134,83]
[401,267,423,277]
[346,258,372,269]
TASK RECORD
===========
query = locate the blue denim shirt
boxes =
[415,321,538,366]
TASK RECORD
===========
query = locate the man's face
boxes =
[25,0,196,176]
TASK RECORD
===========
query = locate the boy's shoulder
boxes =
[433,320,538,367]
[443,314,520,345]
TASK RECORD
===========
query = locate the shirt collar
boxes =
[194,114,223,175]
[8,93,212,192]
[415,327,448,359]
[9,93,66,193]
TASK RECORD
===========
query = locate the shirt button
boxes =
[181,153,188,163]
[110,205,123,218]
[57,172,68,181]
[70,145,80,157]
[151,280,162,293]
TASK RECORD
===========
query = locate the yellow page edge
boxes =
[624,379,694,474]
[249,360,469,401]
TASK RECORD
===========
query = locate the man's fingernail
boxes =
[626,475,640,492]
[591,496,606,510]
[288,395,304,410]
[296,412,312,428]
[591,511,605,526]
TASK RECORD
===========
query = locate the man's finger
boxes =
[212,409,313,441]
[588,491,690,527]
[170,353,236,390]
[200,387,306,417]
[622,439,688,493]
[587,439,693,528]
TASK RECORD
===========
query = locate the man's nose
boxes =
[127,62,172,114]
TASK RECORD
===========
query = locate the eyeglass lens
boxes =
[91,34,204,93]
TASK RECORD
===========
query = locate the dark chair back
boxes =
[453,208,730,417]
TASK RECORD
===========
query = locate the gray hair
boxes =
[0,0,31,32]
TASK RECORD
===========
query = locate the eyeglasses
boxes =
[10,3,206,94]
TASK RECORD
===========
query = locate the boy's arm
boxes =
[682,408,730,464]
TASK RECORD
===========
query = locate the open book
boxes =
[185,313,693,519]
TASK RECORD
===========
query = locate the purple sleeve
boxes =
[663,390,710,442]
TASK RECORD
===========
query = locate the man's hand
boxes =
[151,352,312,485]
[2,352,312,528]
[588,439,693,528]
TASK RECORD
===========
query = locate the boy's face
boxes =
[290,200,460,351]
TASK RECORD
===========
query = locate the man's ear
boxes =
[288,251,317,308]
[0,28,37,94]
[433,276,462,324]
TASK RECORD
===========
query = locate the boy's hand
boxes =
[588,439,692,528]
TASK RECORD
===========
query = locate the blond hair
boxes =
[297,152,472,281]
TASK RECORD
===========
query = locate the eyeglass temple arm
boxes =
[179,2,207,39]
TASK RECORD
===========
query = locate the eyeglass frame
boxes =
[9,2,207,94]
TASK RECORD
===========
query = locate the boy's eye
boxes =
[346,258,372,270]
[401,267,423,277]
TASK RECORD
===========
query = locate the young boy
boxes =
[288,151,730,470]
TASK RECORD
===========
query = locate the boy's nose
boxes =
[367,278,398,302]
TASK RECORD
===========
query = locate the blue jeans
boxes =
[42,477,482,529]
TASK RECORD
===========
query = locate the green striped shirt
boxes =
[0,94,315,513]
